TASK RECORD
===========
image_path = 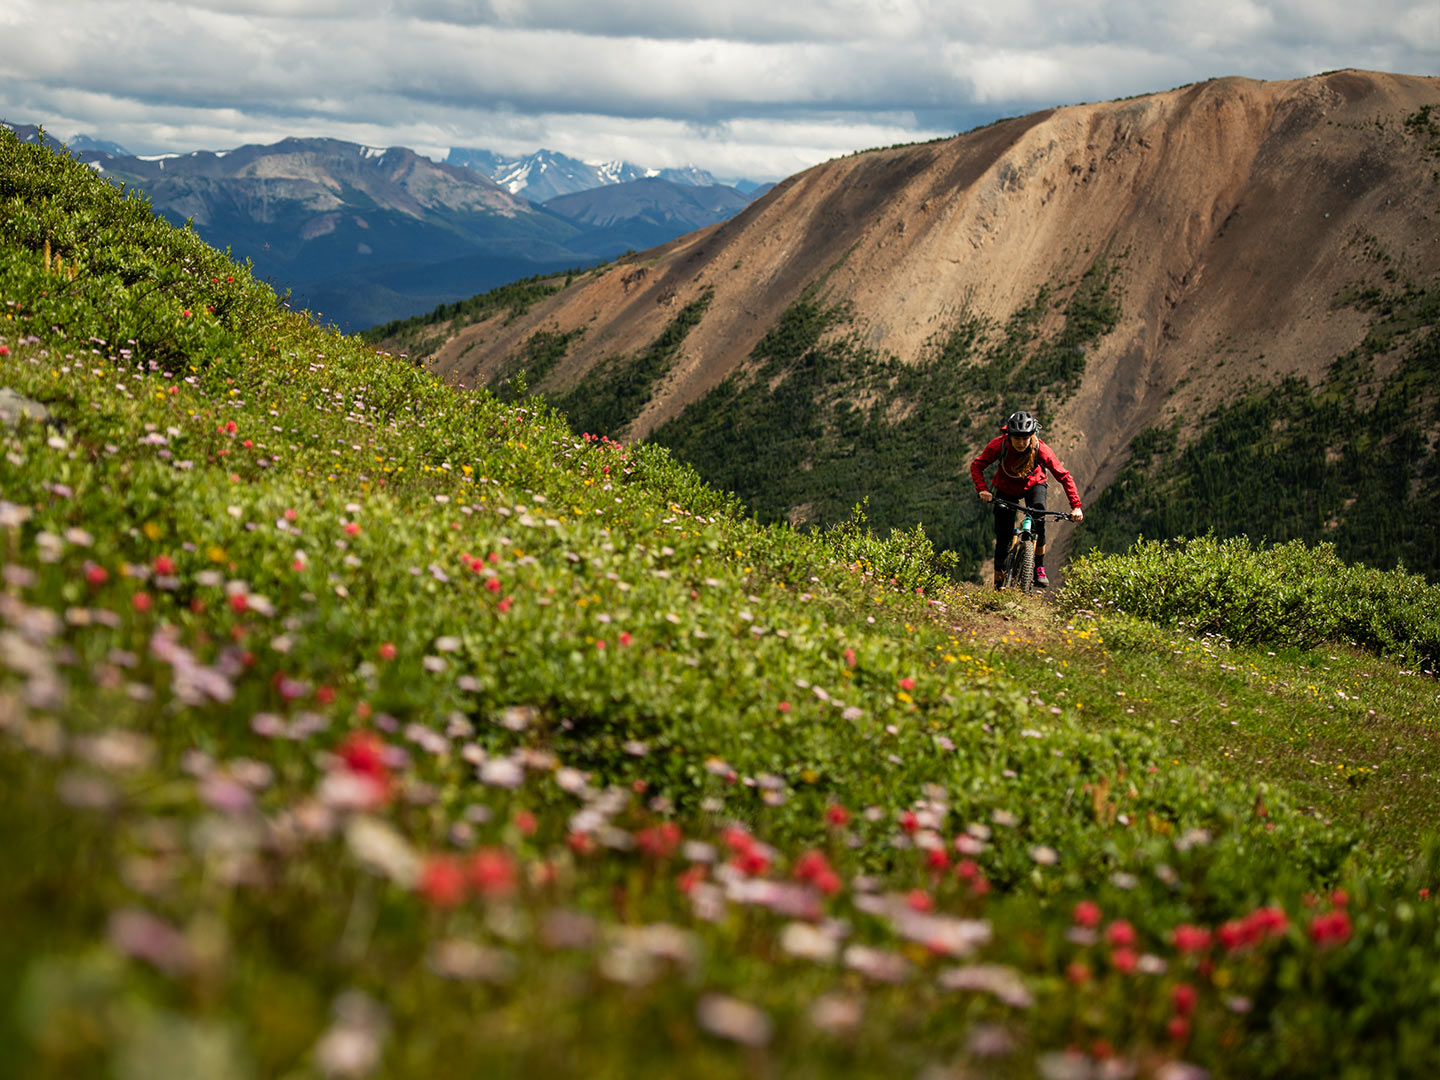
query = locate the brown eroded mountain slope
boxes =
[409,70,1439,571]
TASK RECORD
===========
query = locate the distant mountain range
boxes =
[2,122,772,330]
[446,146,754,203]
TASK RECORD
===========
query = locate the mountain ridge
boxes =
[401,70,1440,579]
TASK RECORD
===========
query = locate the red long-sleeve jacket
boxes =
[971,436,1082,508]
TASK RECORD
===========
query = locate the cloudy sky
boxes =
[3,1,1435,181]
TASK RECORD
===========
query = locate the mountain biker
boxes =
[970,410,1084,589]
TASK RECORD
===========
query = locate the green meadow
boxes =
[2,127,1438,1080]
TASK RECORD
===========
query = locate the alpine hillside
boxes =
[387,71,1440,582]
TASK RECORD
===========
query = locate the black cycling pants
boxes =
[993,483,1048,572]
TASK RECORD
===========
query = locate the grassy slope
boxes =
[2,130,1439,1080]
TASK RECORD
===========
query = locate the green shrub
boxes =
[1061,535,1440,667]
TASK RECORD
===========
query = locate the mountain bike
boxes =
[992,496,1076,594]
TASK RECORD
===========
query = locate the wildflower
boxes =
[1166,1016,1191,1041]
[926,848,952,872]
[898,676,916,691]
[344,522,361,536]
[1308,909,1352,946]
[229,592,249,614]
[778,701,791,713]
[417,856,468,908]
[906,889,934,913]
[85,563,108,587]
[1065,961,1091,984]
[1173,924,1212,953]
[844,648,856,667]
[676,865,707,894]
[636,822,681,858]
[132,592,153,613]
[153,555,176,575]
[378,642,397,661]
[618,631,633,646]
[1106,919,1138,947]
[467,848,517,897]
[1172,983,1198,1015]
[485,578,502,593]
[899,811,920,834]
[1110,947,1138,974]
[696,993,772,1048]
[1073,900,1102,928]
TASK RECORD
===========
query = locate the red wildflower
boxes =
[1066,961,1092,985]
[906,889,934,913]
[1166,1016,1191,1042]
[1110,947,1138,975]
[485,578,502,593]
[824,803,850,827]
[378,641,397,661]
[844,648,856,668]
[1216,920,1248,952]
[284,508,298,522]
[898,677,916,691]
[468,848,517,897]
[513,809,538,836]
[1308,909,1352,947]
[1172,924,1212,953]
[728,849,766,876]
[676,865,707,894]
[337,731,388,781]
[344,521,361,536]
[618,631,633,646]
[778,701,791,713]
[497,596,513,613]
[794,849,832,884]
[1106,919,1137,948]
[899,811,920,834]
[1073,900,1102,928]
[85,563,108,587]
[153,555,176,575]
[131,592,153,613]
[224,420,237,434]
[954,858,980,881]
[567,832,594,856]
[812,867,842,896]
[1171,983,1197,1016]
[1330,888,1349,907]
[417,855,468,908]
[925,848,952,872]
[315,685,336,706]
[229,592,249,614]
[636,822,682,858]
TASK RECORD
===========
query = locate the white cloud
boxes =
[2,0,1434,179]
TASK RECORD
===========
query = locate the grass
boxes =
[3,124,1440,1080]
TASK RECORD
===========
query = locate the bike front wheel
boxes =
[1015,539,1036,595]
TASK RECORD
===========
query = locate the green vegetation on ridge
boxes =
[1080,270,1440,580]
[3,125,1440,1080]
[649,257,1121,572]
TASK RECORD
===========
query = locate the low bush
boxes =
[1061,535,1440,668]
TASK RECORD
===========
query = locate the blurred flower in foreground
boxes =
[697,993,772,1047]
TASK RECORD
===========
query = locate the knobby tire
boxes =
[1017,539,1036,595]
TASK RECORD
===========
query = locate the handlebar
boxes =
[988,495,1077,520]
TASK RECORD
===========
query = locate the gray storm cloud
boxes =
[3,0,1434,178]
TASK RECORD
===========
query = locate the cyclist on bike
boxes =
[970,410,1084,589]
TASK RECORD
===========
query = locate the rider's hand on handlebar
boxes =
[979,491,993,503]
[1071,508,1084,522]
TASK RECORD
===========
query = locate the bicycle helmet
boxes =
[1004,410,1040,436]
